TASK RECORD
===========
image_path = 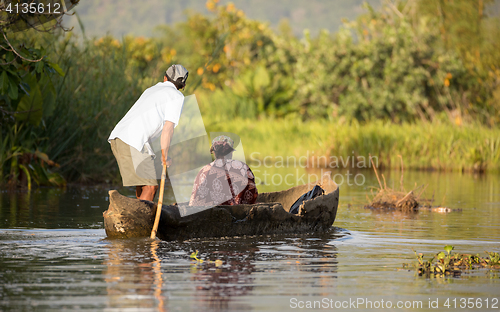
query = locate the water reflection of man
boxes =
[108,65,189,201]
[104,240,166,311]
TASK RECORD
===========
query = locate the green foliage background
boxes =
[1,0,500,185]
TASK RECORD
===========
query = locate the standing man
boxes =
[108,64,189,202]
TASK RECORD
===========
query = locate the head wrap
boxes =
[210,135,235,158]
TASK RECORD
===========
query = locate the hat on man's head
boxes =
[166,64,189,84]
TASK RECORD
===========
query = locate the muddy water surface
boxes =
[1,170,499,311]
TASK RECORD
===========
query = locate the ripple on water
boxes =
[1,172,500,311]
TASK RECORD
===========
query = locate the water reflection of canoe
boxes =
[103,175,339,241]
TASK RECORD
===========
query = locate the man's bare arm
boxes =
[161,120,174,167]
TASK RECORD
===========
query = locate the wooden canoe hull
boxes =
[104,175,339,241]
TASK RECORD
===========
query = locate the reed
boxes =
[205,117,500,173]
[36,35,157,183]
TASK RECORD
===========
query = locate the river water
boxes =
[1,169,499,311]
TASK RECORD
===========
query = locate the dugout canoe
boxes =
[103,174,339,241]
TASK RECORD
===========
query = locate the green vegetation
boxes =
[190,250,223,266]
[0,6,71,188]
[1,0,500,185]
[207,118,500,172]
[405,245,500,277]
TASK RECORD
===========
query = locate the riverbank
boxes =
[3,0,500,186]
[206,118,500,173]
[2,117,498,187]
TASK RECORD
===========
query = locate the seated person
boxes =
[189,135,258,206]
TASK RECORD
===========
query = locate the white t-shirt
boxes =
[108,81,184,155]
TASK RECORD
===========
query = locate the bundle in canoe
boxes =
[103,175,339,241]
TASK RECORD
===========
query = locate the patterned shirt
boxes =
[189,159,258,206]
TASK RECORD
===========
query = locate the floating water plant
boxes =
[404,245,500,277]
[190,250,204,263]
[365,155,422,211]
[190,250,223,266]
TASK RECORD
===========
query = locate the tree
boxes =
[0,0,79,187]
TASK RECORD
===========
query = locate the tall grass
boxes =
[205,117,500,173]
[326,121,500,172]
[38,35,155,183]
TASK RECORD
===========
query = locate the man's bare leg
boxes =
[136,186,143,199]
[136,185,158,201]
